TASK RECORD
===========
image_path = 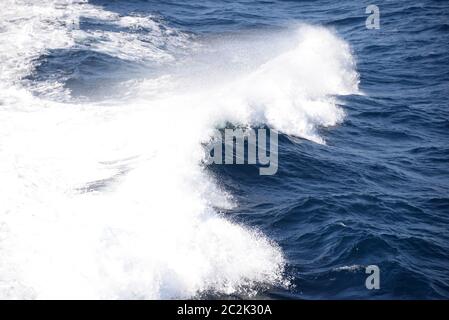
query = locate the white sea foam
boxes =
[0,0,359,299]
[333,265,365,272]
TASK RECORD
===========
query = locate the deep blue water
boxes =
[5,0,449,299]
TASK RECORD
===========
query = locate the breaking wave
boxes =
[0,0,358,299]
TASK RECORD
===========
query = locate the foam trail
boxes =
[0,1,358,299]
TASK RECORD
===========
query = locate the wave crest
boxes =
[0,1,358,299]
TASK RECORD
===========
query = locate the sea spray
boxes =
[0,0,358,299]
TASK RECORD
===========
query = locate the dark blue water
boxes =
[20,0,449,299]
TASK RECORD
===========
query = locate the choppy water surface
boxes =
[0,0,448,299]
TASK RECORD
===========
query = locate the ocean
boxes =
[0,0,448,299]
